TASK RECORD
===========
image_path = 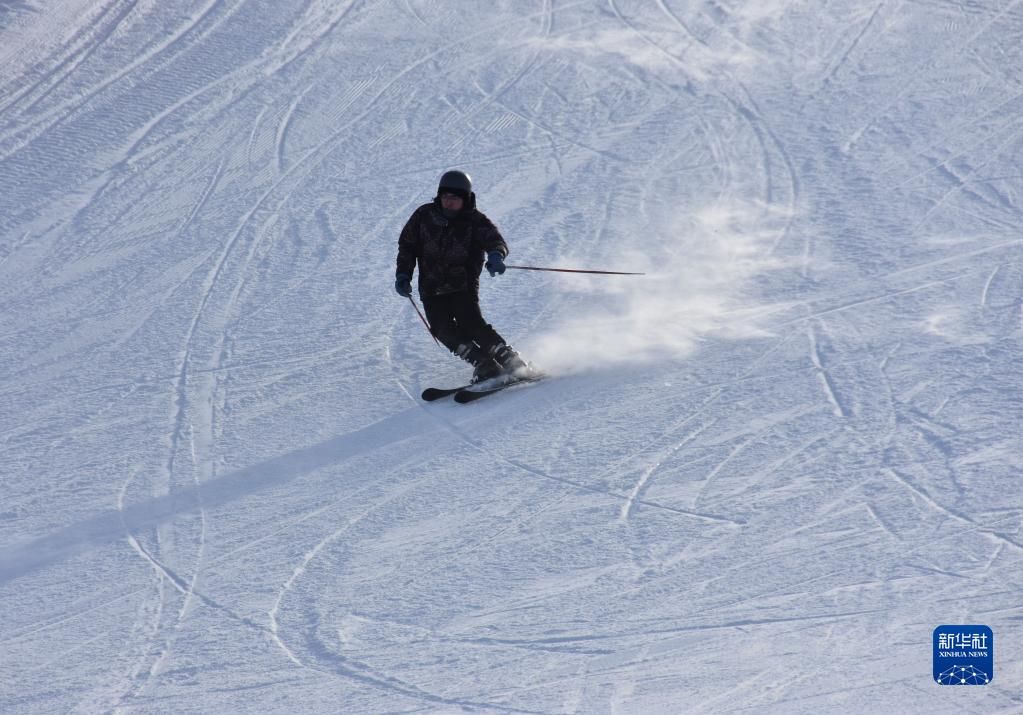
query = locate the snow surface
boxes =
[2,0,1022,712]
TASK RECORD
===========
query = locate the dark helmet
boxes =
[437,170,472,199]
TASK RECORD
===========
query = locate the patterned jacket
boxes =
[396,199,509,299]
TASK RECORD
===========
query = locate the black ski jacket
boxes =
[396,199,508,299]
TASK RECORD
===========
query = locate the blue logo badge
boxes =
[933,625,993,685]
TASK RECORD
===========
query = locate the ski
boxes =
[454,373,545,403]
[421,384,471,401]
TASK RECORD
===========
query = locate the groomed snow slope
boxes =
[1,1,1022,712]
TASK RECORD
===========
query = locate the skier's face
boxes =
[440,192,464,212]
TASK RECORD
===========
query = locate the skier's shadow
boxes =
[0,408,438,586]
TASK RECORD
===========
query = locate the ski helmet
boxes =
[437,170,472,199]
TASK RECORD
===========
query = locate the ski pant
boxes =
[422,291,505,358]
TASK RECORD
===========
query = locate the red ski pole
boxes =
[505,264,645,276]
[408,296,440,347]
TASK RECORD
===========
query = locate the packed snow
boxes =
[1,0,1021,712]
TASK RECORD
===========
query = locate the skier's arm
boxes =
[396,211,420,278]
[476,213,509,258]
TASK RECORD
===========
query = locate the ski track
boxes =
[844,0,1023,154]
[887,92,1023,186]
[262,0,361,79]
[448,0,555,159]
[266,479,550,714]
[457,411,743,526]
[113,349,210,706]
[980,263,1001,307]
[618,415,714,525]
[806,321,848,418]
[0,0,131,121]
[611,326,797,526]
[645,0,801,258]
[274,83,311,176]
[908,120,1023,234]
[819,1,886,88]
[0,0,229,161]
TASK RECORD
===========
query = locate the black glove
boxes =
[395,273,413,297]
[485,251,506,277]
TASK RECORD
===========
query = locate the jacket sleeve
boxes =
[476,212,509,258]
[396,210,420,277]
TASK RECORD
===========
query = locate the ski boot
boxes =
[456,343,504,384]
[471,359,503,384]
[490,343,530,378]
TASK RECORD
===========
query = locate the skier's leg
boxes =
[424,293,498,381]
[422,294,465,353]
[449,292,504,350]
[452,293,528,375]
[436,292,503,381]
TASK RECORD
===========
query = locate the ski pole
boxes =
[505,264,645,276]
[408,295,440,347]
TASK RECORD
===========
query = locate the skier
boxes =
[395,170,529,383]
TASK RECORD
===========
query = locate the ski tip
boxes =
[421,385,469,401]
